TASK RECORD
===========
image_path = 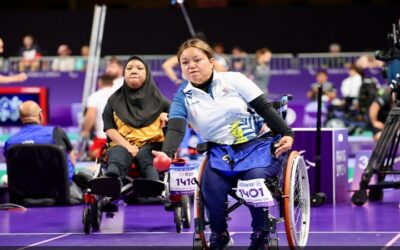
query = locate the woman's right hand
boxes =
[127,144,139,157]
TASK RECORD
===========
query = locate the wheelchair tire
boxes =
[351,190,368,206]
[192,157,208,248]
[269,237,279,250]
[174,206,183,233]
[83,207,91,235]
[91,202,102,230]
[182,194,191,229]
[193,233,207,250]
[310,192,327,207]
[283,151,310,249]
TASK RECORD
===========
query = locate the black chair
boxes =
[6,144,72,206]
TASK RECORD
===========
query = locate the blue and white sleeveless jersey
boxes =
[169,71,268,145]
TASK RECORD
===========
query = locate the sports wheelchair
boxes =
[81,146,192,234]
[192,95,311,249]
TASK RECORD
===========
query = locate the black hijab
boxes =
[108,55,170,128]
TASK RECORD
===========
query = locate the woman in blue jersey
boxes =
[153,38,294,250]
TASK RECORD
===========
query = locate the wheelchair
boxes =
[192,95,311,249]
[81,145,192,234]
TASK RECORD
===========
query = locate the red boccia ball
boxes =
[153,154,172,172]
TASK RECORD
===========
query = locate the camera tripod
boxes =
[351,107,400,205]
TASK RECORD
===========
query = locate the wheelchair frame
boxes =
[192,150,310,249]
[81,151,192,234]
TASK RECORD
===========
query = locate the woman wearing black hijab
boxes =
[101,56,170,181]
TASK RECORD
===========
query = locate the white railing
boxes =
[1,52,376,74]
[297,52,375,69]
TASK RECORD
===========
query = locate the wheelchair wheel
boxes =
[90,201,102,230]
[83,207,91,234]
[182,194,191,229]
[193,157,208,249]
[351,190,368,206]
[283,151,310,249]
[193,232,207,250]
[174,206,183,233]
[269,237,279,250]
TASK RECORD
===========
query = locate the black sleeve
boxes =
[53,127,73,152]
[163,99,171,113]
[249,94,294,138]
[102,101,117,131]
[162,118,187,158]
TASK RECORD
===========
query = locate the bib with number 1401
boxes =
[235,178,274,207]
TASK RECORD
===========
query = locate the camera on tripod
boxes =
[375,22,400,62]
[375,20,400,105]
[351,19,400,206]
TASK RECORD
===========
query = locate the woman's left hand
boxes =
[159,112,169,128]
[274,136,294,158]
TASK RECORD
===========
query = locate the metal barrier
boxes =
[2,52,376,74]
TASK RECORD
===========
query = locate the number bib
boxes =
[235,178,274,207]
[169,162,198,195]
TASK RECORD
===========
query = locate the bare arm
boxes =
[0,73,28,84]
[69,151,77,166]
[369,101,384,130]
[162,56,183,85]
[80,107,96,138]
[105,128,138,157]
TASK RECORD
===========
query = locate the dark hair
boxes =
[99,74,115,86]
[107,56,123,67]
[316,69,328,76]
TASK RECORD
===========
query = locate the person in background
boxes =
[18,34,42,72]
[329,43,341,54]
[369,86,396,142]
[231,45,247,73]
[51,44,75,72]
[340,63,363,110]
[212,42,229,72]
[356,54,384,70]
[75,45,90,71]
[307,69,337,102]
[80,74,116,160]
[105,57,124,91]
[248,47,272,96]
[3,100,83,200]
[153,38,294,250]
[0,37,28,84]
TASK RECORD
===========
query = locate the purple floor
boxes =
[0,190,400,249]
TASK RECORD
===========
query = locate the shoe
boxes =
[209,231,234,250]
[248,231,268,250]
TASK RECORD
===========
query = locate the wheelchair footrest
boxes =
[131,179,165,198]
[89,177,122,197]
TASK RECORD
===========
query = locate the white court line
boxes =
[382,232,400,250]
[0,231,399,236]
[15,233,71,250]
